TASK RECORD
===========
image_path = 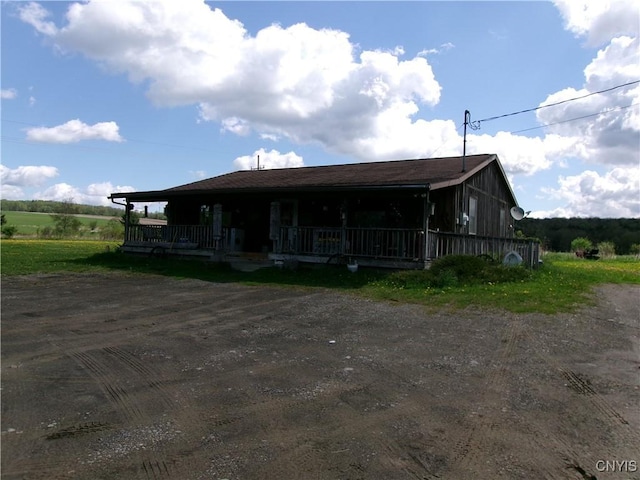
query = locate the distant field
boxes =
[2,211,118,236]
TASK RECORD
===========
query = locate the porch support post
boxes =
[422,184,431,267]
[212,203,222,251]
[269,201,281,253]
[340,200,348,258]
[124,200,131,243]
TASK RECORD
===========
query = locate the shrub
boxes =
[429,255,487,283]
[2,225,18,239]
[384,254,529,291]
[597,241,616,258]
[100,219,124,240]
[50,213,82,237]
[570,237,592,253]
[430,268,459,288]
[38,226,55,238]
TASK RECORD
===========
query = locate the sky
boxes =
[1,0,639,218]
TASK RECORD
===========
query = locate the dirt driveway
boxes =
[2,273,638,480]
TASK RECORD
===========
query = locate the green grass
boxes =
[1,240,638,313]
[2,211,118,236]
[1,240,121,275]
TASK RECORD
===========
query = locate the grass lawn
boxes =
[1,240,638,313]
[1,240,121,275]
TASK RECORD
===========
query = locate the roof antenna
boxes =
[462,109,480,172]
[251,154,265,171]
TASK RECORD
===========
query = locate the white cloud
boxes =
[29,96,36,106]
[17,0,639,219]
[536,36,639,167]
[0,184,25,200]
[418,42,455,57]
[220,117,251,136]
[25,119,124,143]
[0,164,59,187]
[536,166,640,218]
[553,0,639,46]
[21,1,440,161]
[35,181,136,206]
[519,0,640,218]
[1,88,18,99]
[233,148,304,171]
[18,1,58,36]
[467,132,570,177]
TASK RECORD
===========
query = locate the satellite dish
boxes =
[510,206,525,221]
[503,250,523,266]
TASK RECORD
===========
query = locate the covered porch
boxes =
[120,223,540,268]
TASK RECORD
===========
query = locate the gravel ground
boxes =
[1,273,638,480]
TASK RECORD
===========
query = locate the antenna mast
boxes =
[462,110,470,172]
[462,109,480,172]
[252,154,265,171]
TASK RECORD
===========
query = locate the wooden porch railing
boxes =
[346,228,424,260]
[277,227,424,260]
[277,227,540,267]
[125,224,222,249]
[124,224,539,268]
[427,230,540,267]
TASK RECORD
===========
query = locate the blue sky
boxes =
[2,0,639,217]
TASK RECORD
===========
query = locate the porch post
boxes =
[340,200,348,258]
[422,184,431,267]
[212,203,222,251]
[124,201,131,243]
[269,201,281,253]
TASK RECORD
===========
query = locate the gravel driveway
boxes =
[2,273,638,479]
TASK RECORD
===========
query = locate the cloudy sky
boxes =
[1,0,639,217]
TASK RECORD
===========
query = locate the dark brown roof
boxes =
[167,153,495,192]
[110,154,510,201]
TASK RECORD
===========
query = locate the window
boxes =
[500,207,506,236]
[468,196,478,235]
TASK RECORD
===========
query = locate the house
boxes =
[109,153,540,268]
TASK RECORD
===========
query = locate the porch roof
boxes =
[110,153,511,202]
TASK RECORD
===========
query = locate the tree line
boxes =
[517,217,640,255]
[0,199,165,220]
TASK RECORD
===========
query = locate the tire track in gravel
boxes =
[521,327,640,475]
[45,336,188,479]
[65,347,180,479]
[0,362,103,480]
[142,291,313,335]
[69,350,147,422]
[232,364,440,479]
[33,290,320,479]
[102,346,176,409]
[442,318,525,478]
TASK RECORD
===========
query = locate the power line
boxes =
[425,122,465,158]
[511,102,639,134]
[475,79,640,125]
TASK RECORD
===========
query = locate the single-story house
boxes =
[109,153,540,268]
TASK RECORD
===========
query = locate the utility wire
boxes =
[511,102,639,134]
[425,122,465,158]
[476,79,640,125]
